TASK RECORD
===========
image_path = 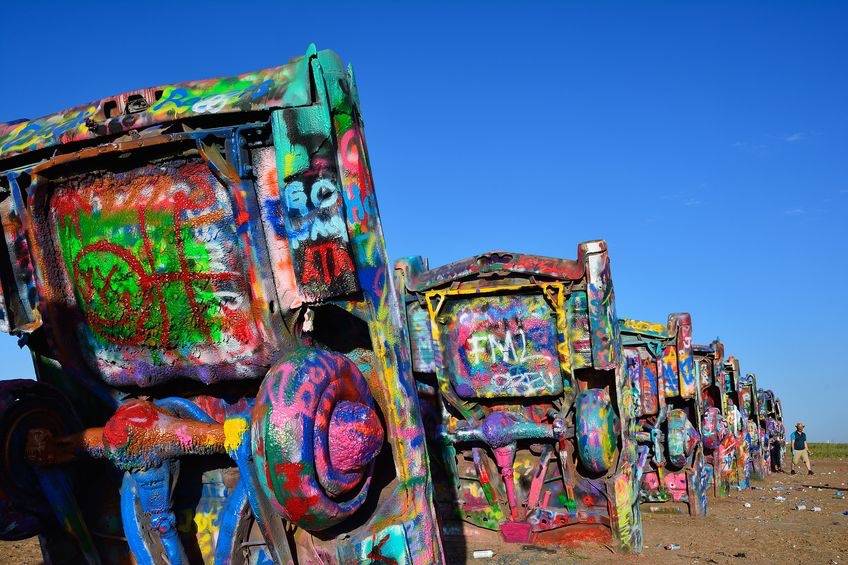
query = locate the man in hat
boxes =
[789,422,813,475]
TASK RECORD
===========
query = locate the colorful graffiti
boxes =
[738,373,768,481]
[620,313,707,516]
[397,243,644,553]
[252,348,383,530]
[0,60,313,159]
[0,46,442,564]
[439,293,563,398]
[724,358,751,490]
[0,179,40,333]
[691,341,753,497]
[0,40,786,563]
[758,388,786,472]
[50,159,277,385]
[269,101,359,302]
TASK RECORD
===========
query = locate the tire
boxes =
[252,348,384,531]
[666,409,700,470]
[575,389,619,475]
[0,379,79,540]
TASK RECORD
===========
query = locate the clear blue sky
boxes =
[1,1,845,441]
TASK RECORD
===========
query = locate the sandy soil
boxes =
[0,537,41,564]
[474,457,848,565]
[2,458,846,564]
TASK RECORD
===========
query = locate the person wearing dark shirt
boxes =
[789,422,813,475]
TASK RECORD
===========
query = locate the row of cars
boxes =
[0,47,783,563]
[395,245,786,552]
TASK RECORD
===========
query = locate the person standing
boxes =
[789,422,813,475]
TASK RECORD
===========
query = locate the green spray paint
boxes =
[56,206,224,348]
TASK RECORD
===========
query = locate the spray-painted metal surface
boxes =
[0,46,443,564]
[619,314,708,516]
[722,357,752,491]
[757,388,786,472]
[693,341,746,496]
[738,372,768,481]
[396,243,644,552]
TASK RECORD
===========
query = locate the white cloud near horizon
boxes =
[782,132,806,142]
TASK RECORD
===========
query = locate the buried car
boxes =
[693,340,741,497]
[619,314,709,516]
[0,46,443,564]
[757,388,786,472]
[723,357,752,490]
[739,372,768,481]
[395,243,644,552]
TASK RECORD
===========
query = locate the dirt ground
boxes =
[2,458,846,564]
[0,537,41,565]
[471,457,848,565]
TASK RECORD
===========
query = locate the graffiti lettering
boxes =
[309,216,346,245]
[191,94,229,114]
[467,329,529,364]
[284,181,309,218]
[311,179,339,209]
[301,241,355,286]
[699,360,711,387]
[151,79,277,116]
[277,160,357,295]
[282,179,346,249]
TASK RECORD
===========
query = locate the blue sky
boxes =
[1,1,846,440]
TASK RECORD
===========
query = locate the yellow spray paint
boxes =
[223,417,248,452]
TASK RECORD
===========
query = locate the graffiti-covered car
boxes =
[722,357,751,490]
[0,46,443,564]
[758,388,786,472]
[738,372,768,481]
[693,340,739,496]
[395,243,644,553]
[619,314,709,516]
